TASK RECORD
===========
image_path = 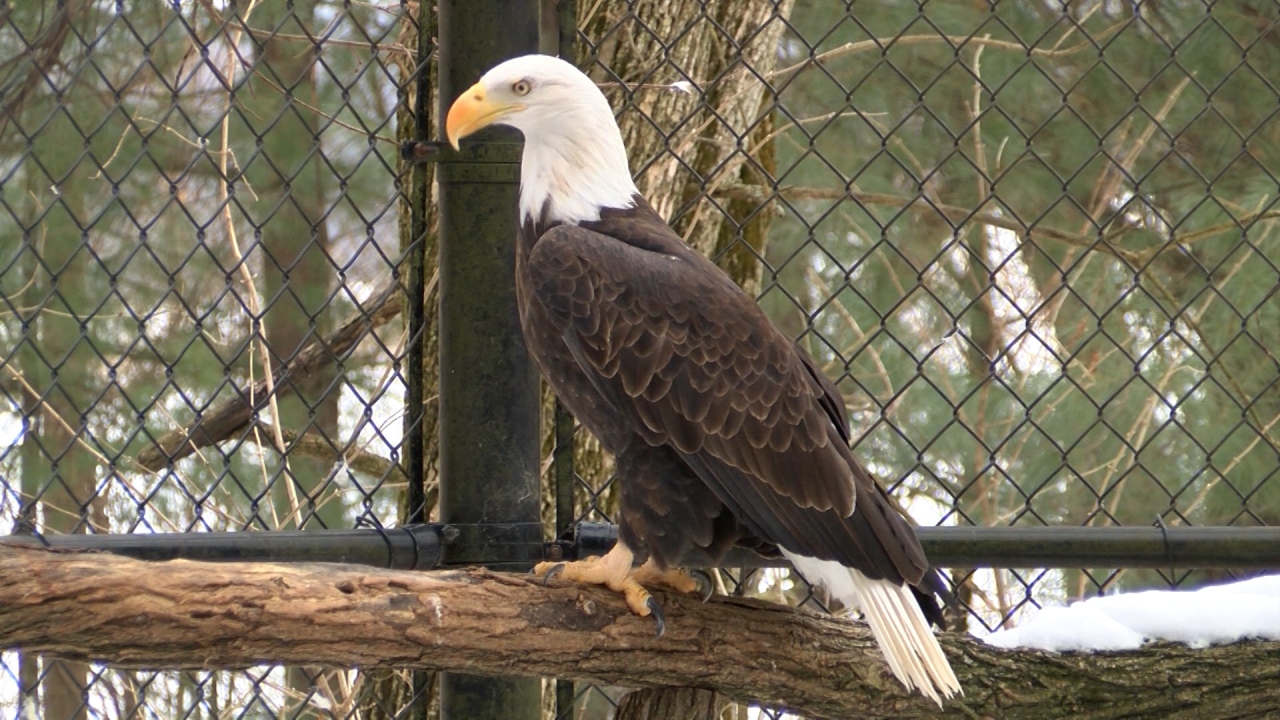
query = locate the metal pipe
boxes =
[402,0,434,527]
[2,525,442,569]
[573,522,1280,570]
[912,525,1280,569]
[435,0,542,717]
[8,523,1280,570]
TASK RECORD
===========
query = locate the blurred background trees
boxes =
[758,1,1280,621]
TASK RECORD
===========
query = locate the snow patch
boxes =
[983,575,1280,652]
[984,605,1144,651]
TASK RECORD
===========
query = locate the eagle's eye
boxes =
[512,79,532,96]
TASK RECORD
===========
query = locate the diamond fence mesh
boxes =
[2,1,1279,718]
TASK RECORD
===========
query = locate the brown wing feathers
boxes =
[527,207,929,587]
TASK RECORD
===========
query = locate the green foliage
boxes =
[765,1,1280,565]
[0,1,406,535]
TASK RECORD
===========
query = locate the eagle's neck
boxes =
[518,107,638,226]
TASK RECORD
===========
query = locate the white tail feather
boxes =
[783,551,961,707]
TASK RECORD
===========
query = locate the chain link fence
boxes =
[3,1,1279,718]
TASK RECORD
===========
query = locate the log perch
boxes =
[2,546,1278,719]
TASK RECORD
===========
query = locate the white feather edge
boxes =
[782,550,961,707]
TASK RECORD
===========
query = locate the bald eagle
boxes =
[446,54,960,704]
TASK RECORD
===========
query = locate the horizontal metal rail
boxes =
[6,522,1280,571]
[2,525,443,569]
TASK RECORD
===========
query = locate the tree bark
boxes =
[3,547,1278,720]
[616,687,721,720]
[581,0,794,279]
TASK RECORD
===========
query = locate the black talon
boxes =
[646,595,666,638]
[541,563,565,586]
[689,569,714,602]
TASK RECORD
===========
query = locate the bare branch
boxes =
[249,425,409,485]
[768,22,1128,84]
[0,0,84,135]
[715,184,1142,262]
[136,279,405,471]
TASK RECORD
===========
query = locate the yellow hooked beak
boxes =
[445,83,518,150]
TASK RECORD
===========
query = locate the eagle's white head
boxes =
[445,54,638,226]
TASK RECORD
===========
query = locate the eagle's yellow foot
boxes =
[533,543,667,636]
[632,563,714,602]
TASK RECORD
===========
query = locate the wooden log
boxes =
[1,546,1278,719]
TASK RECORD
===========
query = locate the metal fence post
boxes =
[436,1,542,719]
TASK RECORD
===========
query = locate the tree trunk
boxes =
[242,0,344,534]
[581,0,794,279]
[4,547,1278,720]
[13,2,102,716]
[616,688,721,720]
[240,2,341,711]
[353,3,442,717]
